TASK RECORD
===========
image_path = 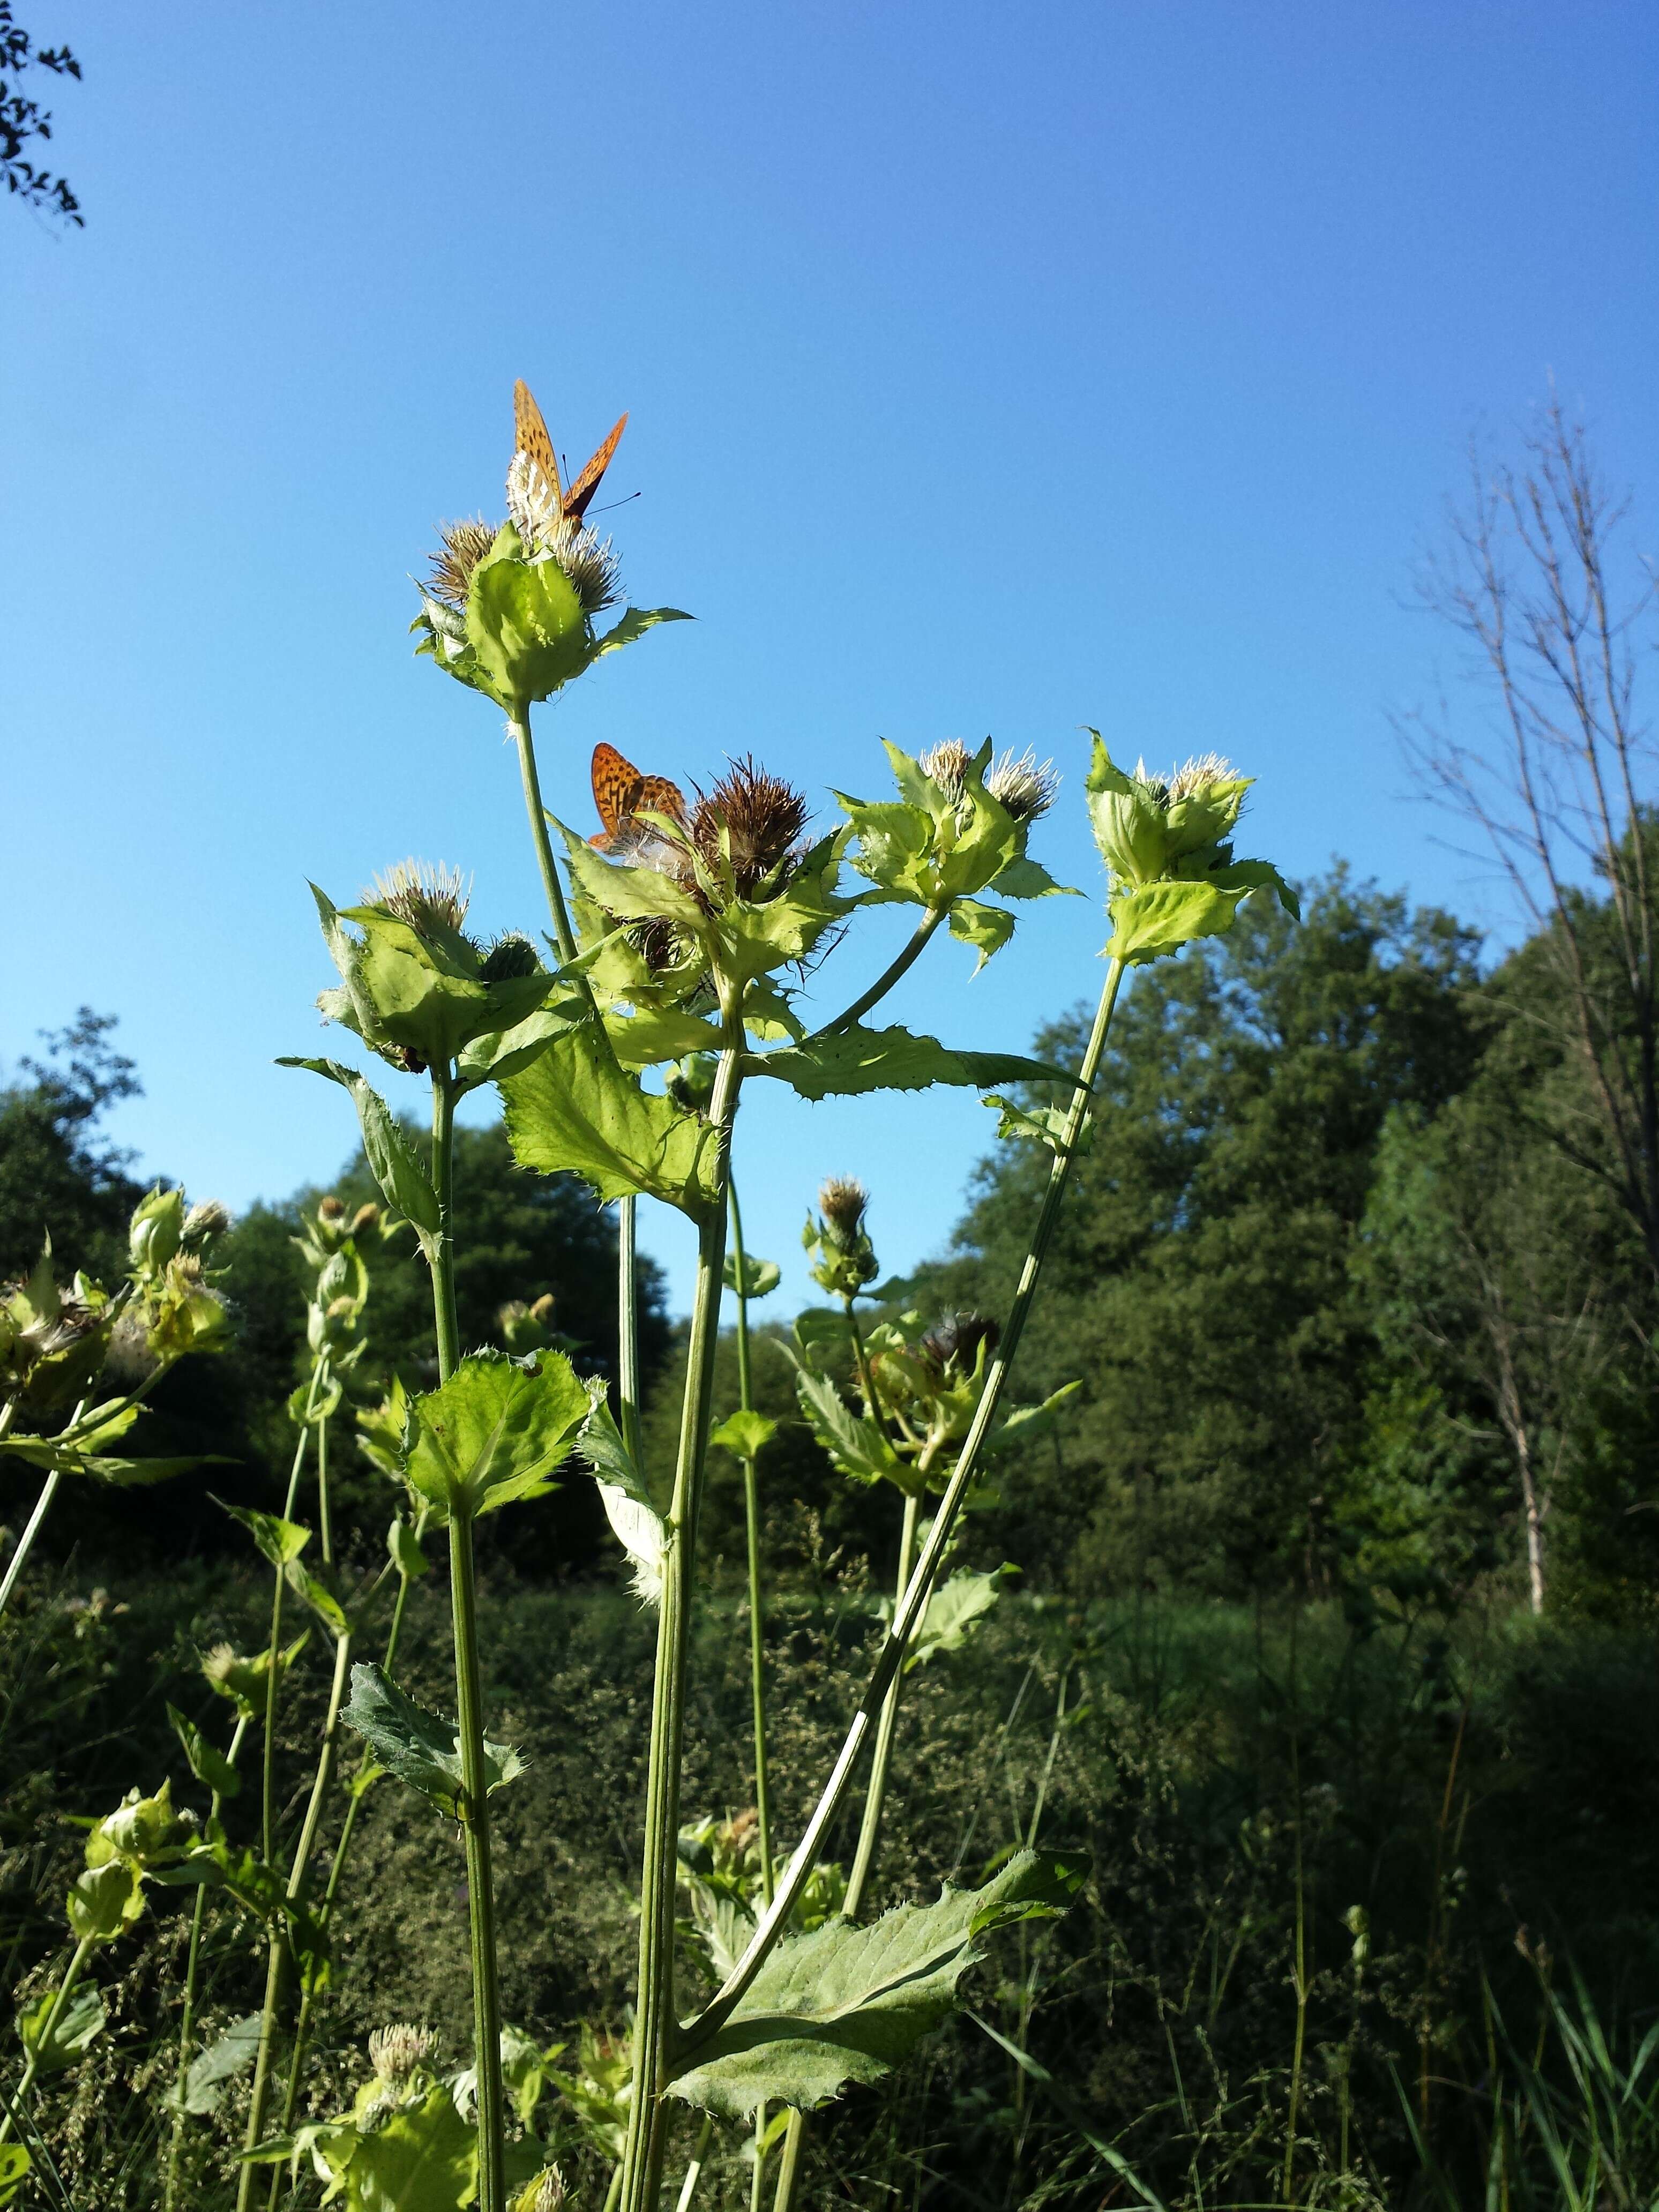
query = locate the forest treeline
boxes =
[6,832,1655,1621]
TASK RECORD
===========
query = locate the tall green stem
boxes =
[0,1473,61,1620]
[728,1181,773,1899]
[686,959,1126,2052]
[617,1042,742,2212]
[0,1937,95,2146]
[449,1508,506,2212]
[165,1715,249,2212]
[806,905,948,1042]
[510,713,580,965]
[618,1197,644,1472]
[430,1074,460,1380]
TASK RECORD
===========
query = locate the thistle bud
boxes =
[318,1197,347,1223]
[498,1295,556,1354]
[479,932,539,984]
[180,1198,231,1253]
[514,2167,567,2212]
[805,1177,880,1299]
[667,1052,720,1112]
[920,1312,1000,1379]
[368,2023,438,2084]
[128,1187,185,1278]
[350,1202,381,1238]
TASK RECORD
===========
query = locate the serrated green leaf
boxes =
[669,1847,1089,2116]
[579,1393,667,1607]
[402,1349,591,1525]
[789,1361,911,1492]
[17,1983,106,2074]
[722,1251,780,1301]
[981,1093,1090,1156]
[747,1025,1073,1102]
[340,1664,525,1820]
[947,898,1016,974]
[218,1502,311,1569]
[285,1560,349,1637]
[709,1410,778,1460]
[182,2011,262,2114]
[276,1059,441,1253]
[501,1022,721,1219]
[608,1005,727,1070]
[347,2080,478,2212]
[168,1705,241,1800]
[903,1566,1017,1670]
[993,856,1078,900]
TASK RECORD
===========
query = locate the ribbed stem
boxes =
[618,1198,645,1470]
[617,1044,742,2212]
[684,959,1125,2052]
[729,1180,773,1897]
[430,1073,460,1380]
[450,1508,506,2212]
[165,1714,249,2211]
[845,1489,919,1914]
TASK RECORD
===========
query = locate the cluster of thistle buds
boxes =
[296,1194,381,1357]
[804,1177,880,1300]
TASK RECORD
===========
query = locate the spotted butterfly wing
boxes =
[513,380,628,524]
[590,743,686,850]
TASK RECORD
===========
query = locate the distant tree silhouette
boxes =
[2,3,81,225]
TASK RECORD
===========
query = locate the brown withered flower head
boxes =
[686,757,811,903]
[817,1176,870,1250]
[920,1311,1001,1378]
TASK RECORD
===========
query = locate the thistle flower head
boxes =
[689,757,811,901]
[1132,751,1236,808]
[505,453,623,615]
[425,517,497,611]
[181,1199,231,1253]
[368,2023,438,2084]
[369,861,471,939]
[817,1176,870,1249]
[986,748,1059,824]
[478,932,539,984]
[920,738,973,802]
[517,2166,568,2212]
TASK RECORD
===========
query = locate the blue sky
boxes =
[2,0,1654,1315]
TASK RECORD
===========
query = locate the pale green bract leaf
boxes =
[0,2147,29,2205]
[993,856,1078,900]
[980,1094,1092,1156]
[501,1024,721,1219]
[579,1394,667,1608]
[592,604,695,661]
[947,898,1016,974]
[403,1349,592,1525]
[285,1560,349,1638]
[276,1059,442,1258]
[17,1983,106,2075]
[340,1663,525,1820]
[608,1006,727,1070]
[219,1502,311,1568]
[1104,870,1288,964]
[722,1251,781,1300]
[182,2012,261,2114]
[746,1025,1073,1102]
[346,2082,478,2212]
[668,1847,1089,2116]
[388,1515,429,1580]
[167,1703,242,1800]
[558,822,708,929]
[68,1858,142,1944]
[709,1410,778,1460]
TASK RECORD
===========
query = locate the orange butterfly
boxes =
[589,743,687,853]
[513,380,629,525]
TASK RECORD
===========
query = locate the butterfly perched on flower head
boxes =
[589,743,688,854]
[513,381,629,526]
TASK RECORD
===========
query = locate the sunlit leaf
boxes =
[340,1664,525,1821]
[746,1025,1073,1102]
[402,1349,591,1524]
[17,1983,106,2074]
[501,1023,721,1220]
[708,1410,778,1460]
[167,1703,241,1800]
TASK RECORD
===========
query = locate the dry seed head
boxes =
[817,1176,869,1243]
[426,517,497,610]
[368,2023,438,2083]
[689,756,810,900]
[370,860,471,937]
[986,747,1059,824]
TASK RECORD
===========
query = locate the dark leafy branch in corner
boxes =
[2,2,82,225]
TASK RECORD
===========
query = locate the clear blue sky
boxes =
[3,1,1654,1315]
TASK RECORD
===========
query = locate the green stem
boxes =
[845,1490,920,1916]
[450,1508,506,2212]
[729,1181,773,1901]
[617,1043,743,2212]
[237,1358,325,2212]
[430,1074,461,1381]
[0,1471,61,1620]
[165,1714,250,2212]
[618,1197,645,1473]
[512,713,580,965]
[770,2114,805,2212]
[0,1936,95,2146]
[806,905,948,1042]
[674,2114,713,2212]
[685,960,1125,2050]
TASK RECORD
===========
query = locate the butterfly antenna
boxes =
[585,490,642,518]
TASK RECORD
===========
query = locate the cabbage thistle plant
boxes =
[0,385,1294,2212]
